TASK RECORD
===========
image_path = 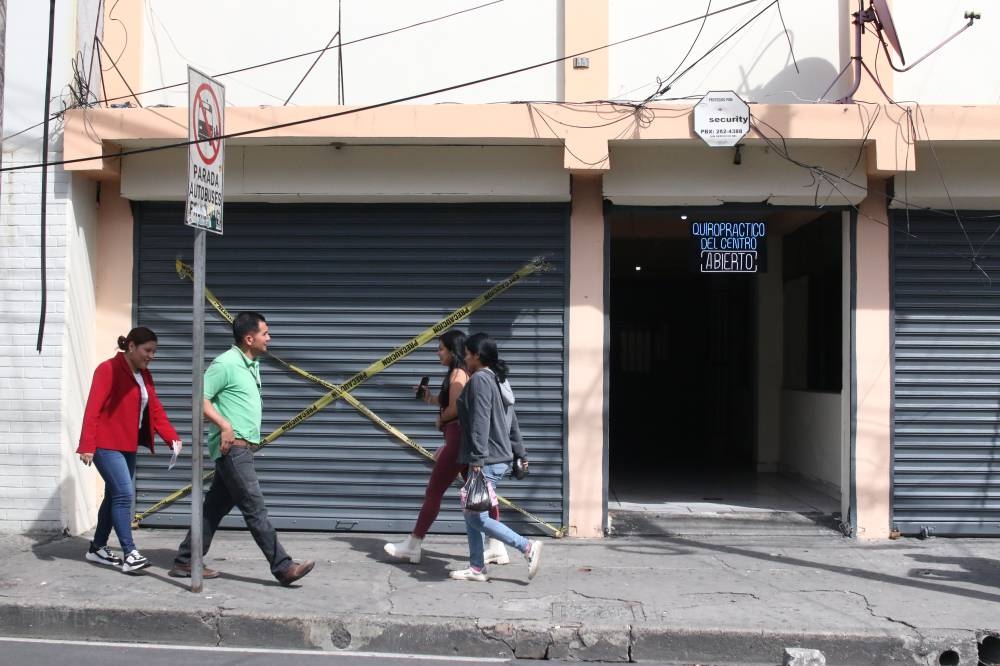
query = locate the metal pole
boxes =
[190,228,206,593]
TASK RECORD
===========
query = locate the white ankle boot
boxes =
[384,535,422,564]
[483,538,510,565]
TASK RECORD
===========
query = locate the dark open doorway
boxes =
[607,207,845,535]
[609,233,756,478]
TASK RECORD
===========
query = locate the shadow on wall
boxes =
[59,459,99,536]
[60,400,100,536]
[742,57,843,104]
[23,491,64,536]
[467,309,517,347]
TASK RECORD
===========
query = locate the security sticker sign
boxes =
[693,90,749,147]
[185,67,224,234]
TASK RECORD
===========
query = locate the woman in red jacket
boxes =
[77,327,181,574]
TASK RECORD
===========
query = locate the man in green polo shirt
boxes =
[170,312,315,586]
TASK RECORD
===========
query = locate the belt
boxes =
[232,438,253,447]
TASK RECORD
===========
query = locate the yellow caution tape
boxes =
[269,356,565,537]
[135,257,565,537]
[258,256,549,445]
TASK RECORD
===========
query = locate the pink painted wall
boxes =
[95,179,134,357]
[563,0,609,103]
[853,178,892,539]
[567,173,606,538]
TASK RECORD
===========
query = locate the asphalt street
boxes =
[0,637,704,666]
[0,637,508,666]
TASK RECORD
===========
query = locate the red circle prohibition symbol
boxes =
[192,83,222,166]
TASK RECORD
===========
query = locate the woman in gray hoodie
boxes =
[452,333,542,582]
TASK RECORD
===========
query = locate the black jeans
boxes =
[175,445,292,577]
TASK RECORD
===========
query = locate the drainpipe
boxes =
[0,0,7,196]
[36,0,56,352]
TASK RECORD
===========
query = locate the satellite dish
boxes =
[821,1,980,102]
[871,0,905,64]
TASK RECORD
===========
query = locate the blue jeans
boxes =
[463,461,529,569]
[92,448,138,554]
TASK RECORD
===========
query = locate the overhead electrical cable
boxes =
[1,0,764,174]
[284,30,340,106]
[774,0,798,73]
[861,42,978,261]
[96,37,143,107]
[649,0,714,100]
[337,0,345,105]
[3,0,503,141]
[750,112,996,282]
[85,0,105,105]
[649,0,778,99]
[102,0,128,73]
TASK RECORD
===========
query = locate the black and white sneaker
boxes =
[121,549,150,574]
[85,544,122,567]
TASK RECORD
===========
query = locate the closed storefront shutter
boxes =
[892,212,1000,536]
[133,202,568,535]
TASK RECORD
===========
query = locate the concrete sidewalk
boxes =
[0,529,998,665]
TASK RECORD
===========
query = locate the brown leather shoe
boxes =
[168,562,220,579]
[277,560,315,586]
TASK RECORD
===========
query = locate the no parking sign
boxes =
[185,67,225,234]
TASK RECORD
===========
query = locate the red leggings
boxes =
[413,421,500,538]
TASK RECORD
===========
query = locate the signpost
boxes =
[693,90,749,148]
[185,67,224,593]
[186,67,225,234]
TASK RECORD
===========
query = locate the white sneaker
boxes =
[121,549,150,574]
[483,538,510,565]
[449,567,489,582]
[525,540,543,580]
[383,535,422,564]
[85,544,122,567]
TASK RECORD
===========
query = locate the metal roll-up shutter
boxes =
[892,211,1000,536]
[133,202,568,535]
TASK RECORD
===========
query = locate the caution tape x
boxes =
[134,257,565,537]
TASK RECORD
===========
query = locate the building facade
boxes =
[3,0,1000,539]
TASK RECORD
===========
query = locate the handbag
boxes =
[512,455,529,480]
[460,469,495,512]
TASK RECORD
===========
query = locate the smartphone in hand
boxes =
[415,376,430,400]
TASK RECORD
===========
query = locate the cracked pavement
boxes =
[0,530,998,663]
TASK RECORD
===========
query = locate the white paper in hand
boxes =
[168,441,181,470]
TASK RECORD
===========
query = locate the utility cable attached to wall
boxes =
[2,0,764,175]
[2,0,502,141]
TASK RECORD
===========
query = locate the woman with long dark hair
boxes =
[384,329,508,564]
[77,327,181,574]
[450,332,541,582]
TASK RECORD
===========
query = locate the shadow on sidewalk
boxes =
[607,517,1000,604]
[335,534,529,587]
[337,534,453,582]
[907,553,1000,585]
[27,535,282,589]
[29,534,89,562]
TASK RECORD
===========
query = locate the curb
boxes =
[0,602,983,664]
